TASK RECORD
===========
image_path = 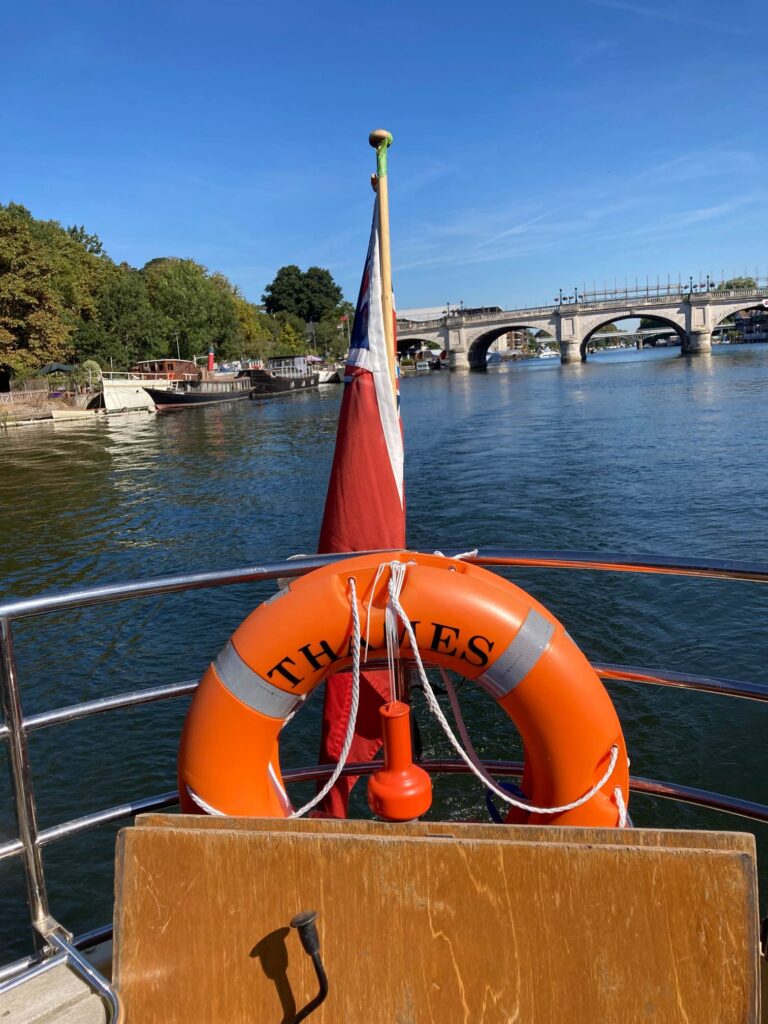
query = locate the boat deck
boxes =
[0,549,766,1020]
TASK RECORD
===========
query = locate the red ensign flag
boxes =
[316,196,404,816]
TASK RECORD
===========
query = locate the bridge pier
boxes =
[559,340,583,364]
[682,331,712,355]
[447,350,470,370]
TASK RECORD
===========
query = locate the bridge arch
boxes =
[580,313,686,361]
[712,301,768,332]
[467,325,556,369]
[397,336,443,357]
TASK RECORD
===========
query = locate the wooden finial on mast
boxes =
[369,129,393,149]
[368,130,396,388]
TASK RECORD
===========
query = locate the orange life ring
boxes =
[178,551,629,825]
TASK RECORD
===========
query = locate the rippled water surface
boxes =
[1,345,767,961]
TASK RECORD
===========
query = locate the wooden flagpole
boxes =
[369,129,397,395]
[369,130,407,701]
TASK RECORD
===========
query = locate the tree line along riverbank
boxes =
[0,203,354,390]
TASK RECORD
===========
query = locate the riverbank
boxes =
[0,393,105,428]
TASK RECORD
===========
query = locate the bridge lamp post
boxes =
[689,275,694,295]
[574,286,579,304]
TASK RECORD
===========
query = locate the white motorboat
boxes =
[100,360,201,413]
[317,364,342,384]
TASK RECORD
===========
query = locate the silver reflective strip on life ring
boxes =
[214,640,302,720]
[478,608,555,700]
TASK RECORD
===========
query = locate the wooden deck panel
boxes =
[137,812,756,852]
[0,964,106,1024]
[115,824,759,1023]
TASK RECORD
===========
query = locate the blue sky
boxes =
[2,0,766,310]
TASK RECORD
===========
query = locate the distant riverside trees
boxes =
[717,277,757,290]
[0,204,352,379]
[262,265,342,321]
[262,264,353,358]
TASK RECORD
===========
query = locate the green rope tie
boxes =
[375,132,394,178]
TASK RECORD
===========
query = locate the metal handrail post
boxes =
[47,931,121,1022]
[0,617,50,948]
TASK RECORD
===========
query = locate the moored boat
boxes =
[317,364,342,384]
[242,354,320,395]
[100,360,202,413]
[143,375,254,410]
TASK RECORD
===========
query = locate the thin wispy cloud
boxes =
[588,0,750,37]
[628,149,759,188]
[474,211,555,249]
[393,144,766,281]
[397,162,455,195]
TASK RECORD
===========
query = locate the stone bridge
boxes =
[397,287,768,368]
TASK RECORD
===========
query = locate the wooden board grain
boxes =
[114,827,759,1023]
[137,812,756,853]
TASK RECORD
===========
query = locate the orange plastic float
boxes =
[367,701,432,820]
[178,550,629,825]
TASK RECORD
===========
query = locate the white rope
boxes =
[290,577,362,818]
[364,561,390,656]
[433,548,478,561]
[445,665,629,826]
[383,560,412,701]
[385,566,620,818]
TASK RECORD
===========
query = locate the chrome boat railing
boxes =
[1,549,767,1009]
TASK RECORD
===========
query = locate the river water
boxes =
[1,345,767,962]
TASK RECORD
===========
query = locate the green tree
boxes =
[72,266,168,368]
[33,214,110,333]
[302,267,343,321]
[0,203,111,375]
[141,258,240,361]
[314,301,354,358]
[278,323,306,354]
[232,295,275,361]
[269,311,308,355]
[66,225,106,257]
[262,264,343,321]
[262,265,305,317]
[717,277,757,290]
[0,202,335,378]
